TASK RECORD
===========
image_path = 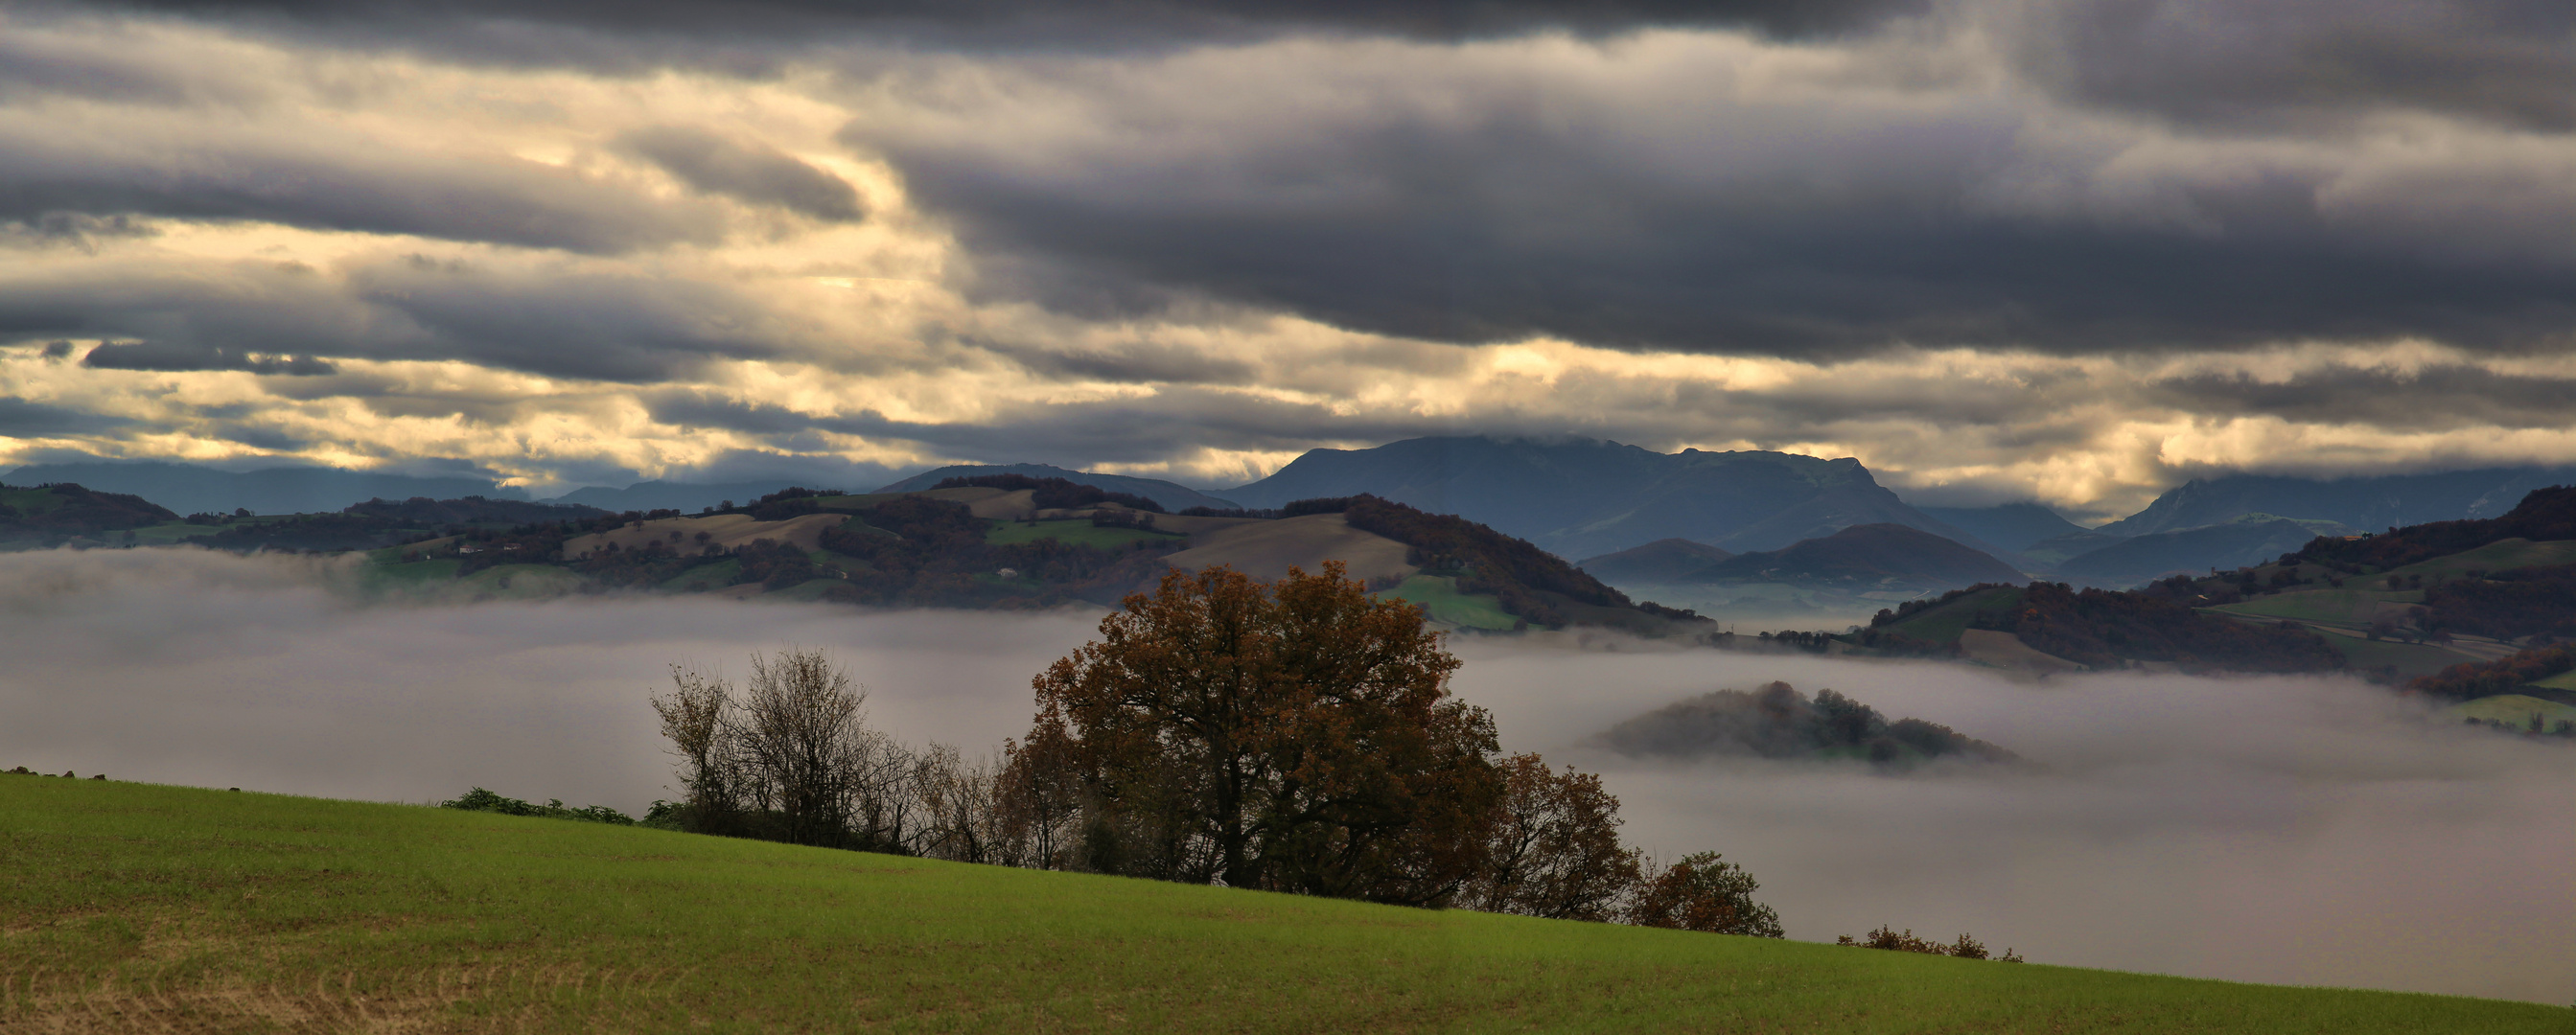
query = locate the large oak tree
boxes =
[1026,562,1501,906]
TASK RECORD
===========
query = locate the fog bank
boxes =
[3,547,2568,1004]
[0,547,1090,813]
[1445,640,2576,1005]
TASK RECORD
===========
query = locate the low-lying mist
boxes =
[1446,638,2576,1006]
[4,547,2567,1004]
[0,547,1091,815]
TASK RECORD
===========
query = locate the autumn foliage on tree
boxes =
[1465,754,1643,921]
[1021,562,1503,906]
[1624,851,1785,938]
[652,564,1808,938]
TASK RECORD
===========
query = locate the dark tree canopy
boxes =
[1025,562,1502,906]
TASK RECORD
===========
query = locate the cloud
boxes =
[0,252,812,383]
[643,385,1452,469]
[843,29,2576,357]
[2003,0,2576,131]
[0,211,157,251]
[0,111,729,254]
[0,7,2572,511]
[2150,363,2576,431]
[82,340,337,376]
[617,126,865,222]
[85,0,1926,71]
[0,396,133,435]
[0,547,2567,1004]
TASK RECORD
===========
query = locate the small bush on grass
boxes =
[1839,925,2024,962]
[439,787,634,825]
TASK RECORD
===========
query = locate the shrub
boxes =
[438,787,635,825]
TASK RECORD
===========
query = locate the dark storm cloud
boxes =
[82,340,337,376]
[2011,0,2576,131]
[0,257,800,384]
[0,397,134,436]
[345,259,794,381]
[616,126,865,222]
[855,52,2576,358]
[0,212,157,251]
[978,337,1261,385]
[2150,364,2576,431]
[0,21,263,105]
[89,0,1921,71]
[0,121,725,254]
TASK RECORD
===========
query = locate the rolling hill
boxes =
[9,779,2557,1033]
[1576,538,1736,584]
[1694,524,2024,591]
[0,480,180,547]
[330,486,1706,633]
[1218,436,2013,560]
[2053,515,2354,589]
[877,463,1239,512]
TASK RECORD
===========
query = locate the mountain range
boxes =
[1218,436,2012,561]
[3,461,525,517]
[2094,469,2576,538]
[1583,524,2024,593]
[17,445,2576,596]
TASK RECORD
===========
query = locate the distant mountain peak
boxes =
[1219,434,2008,562]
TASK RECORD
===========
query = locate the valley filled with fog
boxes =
[4,547,2567,1004]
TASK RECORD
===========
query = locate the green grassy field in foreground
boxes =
[3,780,2565,1034]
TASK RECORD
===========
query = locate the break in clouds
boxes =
[3,547,2568,1004]
[0,1,2571,513]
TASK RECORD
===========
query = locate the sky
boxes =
[0,0,2569,518]
[8,547,2569,1003]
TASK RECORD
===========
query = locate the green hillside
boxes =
[4,778,2559,1033]
[2448,694,2576,727]
[1876,585,2022,643]
[2379,539,2576,583]
[1376,574,1519,631]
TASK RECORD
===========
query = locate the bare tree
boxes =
[731,648,880,849]
[650,663,744,832]
[911,743,1019,865]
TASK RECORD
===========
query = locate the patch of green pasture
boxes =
[983,518,1186,549]
[761,578,850,602]
[3,779,2561,1034]
[116,521,224,545]
[2320,633,2473,678]
[2207,587,2415,625]
[2379,539,2576,581]
[661,559,742,592]
[2448,694,2576,726]
[804,548,872,573]
[0,485,70,515]
[1881,586,2022,644]
[1377,574,1519,631]
[2529,669,2576,693]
